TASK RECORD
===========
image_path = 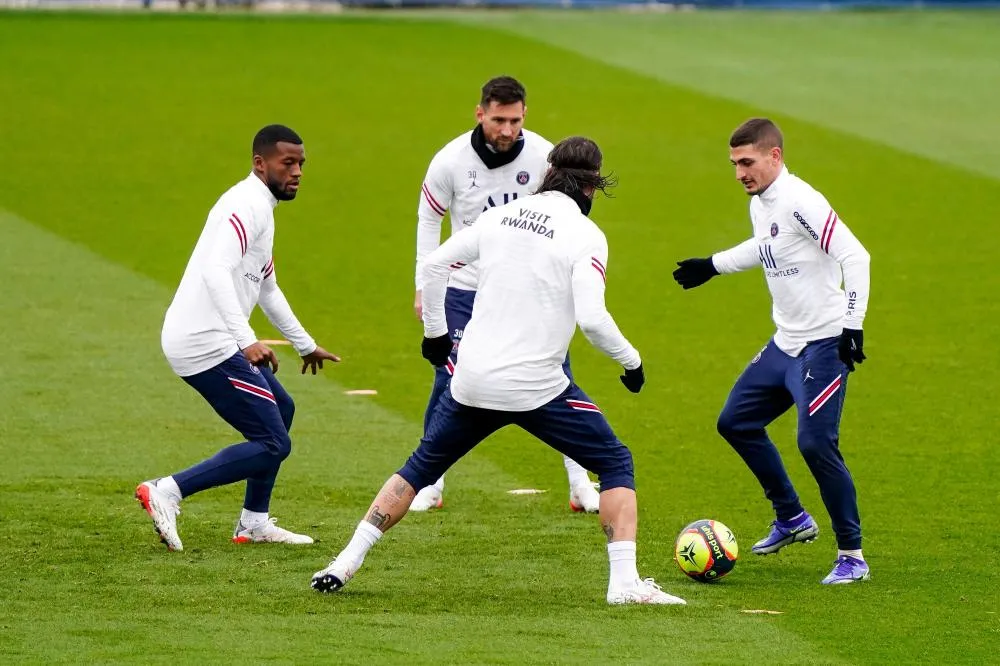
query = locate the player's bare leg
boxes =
[601,487,685,605]
[358,474,417,533]
[311,474,416,592]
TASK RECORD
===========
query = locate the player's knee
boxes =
[399,433,462,491]
[278,396,295,432]
[716,409,740,440]
[262,430,292,461]
[797,431,833,462]
[397,456,435,493]
[594,443,635,492]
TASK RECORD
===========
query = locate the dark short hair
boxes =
[537,136,617,198]
[729,118,783,150]
[252,124,302,157]
[480,76,526,108]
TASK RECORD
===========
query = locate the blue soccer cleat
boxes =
[751,512,819,555]
[821,555,871,585]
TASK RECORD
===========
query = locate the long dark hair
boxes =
[536,136,617,198]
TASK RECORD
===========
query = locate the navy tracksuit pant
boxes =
[172,352,295,513]
[717,337,862,550]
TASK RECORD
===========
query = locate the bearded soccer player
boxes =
[136,125,338,551]
[411,75,599,513]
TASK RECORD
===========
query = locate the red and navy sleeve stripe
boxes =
[820,210,838,254]
[263,258,274,279]
[422,183,447,217]
[229,213,248,256]
[591,257,607,283]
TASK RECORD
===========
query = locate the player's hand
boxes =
[838,329,866,372]
[672,257,719,290]
[421,334,453,367]
[414,289,423,320]
[620,364,645,393]
[301,346,341,375]
[243,342,278,374]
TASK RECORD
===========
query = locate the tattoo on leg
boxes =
[366,505,391,530]
[602,522,614,542]
[392,480,410,498]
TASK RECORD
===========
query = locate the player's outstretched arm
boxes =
[672,257,719,289]
[417,222,484,366]
[300,347,341,375]
[674,237,758,289]
[258,267,341,375]
[571,245,643,392]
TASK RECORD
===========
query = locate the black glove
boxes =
[620,364,645,393]
[838,329,866,372]
[421,334,454,367]
[672,257,719,290]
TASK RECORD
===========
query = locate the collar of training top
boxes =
[758,165,790,205]
[247,171,279,208]
[470,124,525,169]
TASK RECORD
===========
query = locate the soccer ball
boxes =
[674,519,739,582]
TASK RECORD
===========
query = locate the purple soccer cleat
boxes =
[821,555,870,585]
[751,512,819,555]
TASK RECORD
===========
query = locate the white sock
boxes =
[564,456,591,488]
[432,475,445,493]
[240,508,269,529]
[340,521,384,566]
[155,476,182,503]
[607,541,639,590]
[839,549,864,561]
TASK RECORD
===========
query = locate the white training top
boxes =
[161,172,315,377]
[420,191,641,412]
[415,128,553,291]
[712,166,871,356]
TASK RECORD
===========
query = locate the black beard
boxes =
[470,124,524,169]
[267,178,296,201]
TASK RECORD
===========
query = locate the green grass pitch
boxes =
[0,9,998,664]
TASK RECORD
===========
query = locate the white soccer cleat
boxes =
[311,557,357,593]
[135,481,182,552]
[410,485,443,512]
[607,578,687,606]
[232,517,314,545]
[569,483,600,513]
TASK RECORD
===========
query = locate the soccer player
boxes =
[672,118,871,585]
[135,125,339,551]
[313,137,684,605]
[411,75,599,513]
